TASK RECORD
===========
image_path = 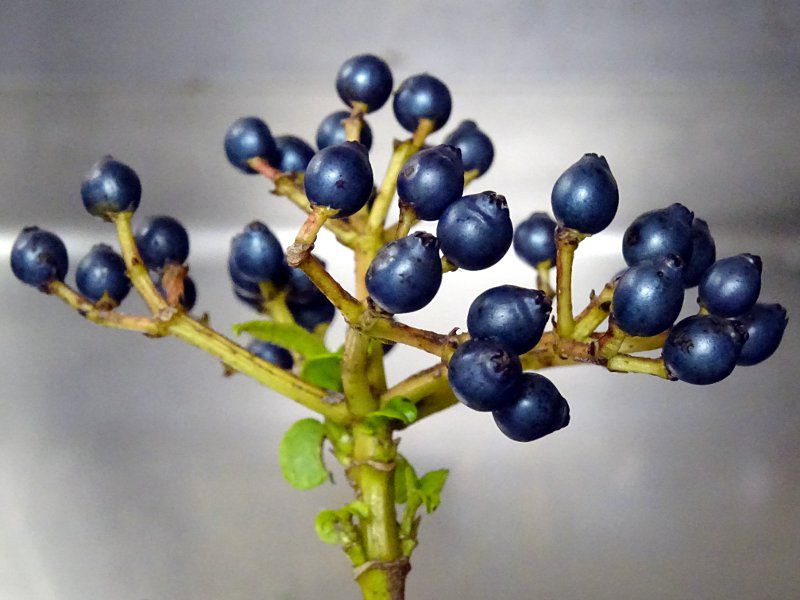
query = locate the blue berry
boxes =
[682,218,716,288]
[612,255,685,336]
[233,285,263,311]
[467,285,551,354]
[274,135,315,173]
[622,203,694,267]
[316,110,373,151]
[513,212,557,267]
[366,232,442,314]
[11,226,69,288]
[288,296,335,332]
[437,191,512,270]
[393,74,452,133]
[736,303,788,366]
[396,145,464,220]
[663,314,747,384]
[81,156,141,217]
[134,215,190,269]
[444,120,494,176]
[336,54,393,112]
[76,244,130,304]
[228,253,262,297]
[247,339,294,370]
[699,253,762,318]
[304,142,374,217]
[224,117,278,174]
[286,266,325,306]
[447,339,522,412]
[230,221,286,283]
[551,154,618,234]
[492,373,570,442]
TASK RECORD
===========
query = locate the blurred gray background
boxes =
[1,1,799,599]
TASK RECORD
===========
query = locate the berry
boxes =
[76,244,131,304]
[134,215,190,269]
[304,142,374,217]
[288,296,336,332]
[682,218,716,288]
[247,339,294,370]
[513,212,557,267]
[444,120,494,176]
[492,373,570,442]
[437,191,512,270]
[551,154,618,234]
[366,232,442,314]
[274,135,315,173]
[81,156,141,217]
[316,110,374,151]
[736,303,788,366]
[447,339,522,412]
[622,203,694,267]
[10,226,69,288]
[230,221,286,283]
[396,145,464,220]
[224,117,277,174]
[467,285,551,354]
[228,254,262,297]
[233,285,263,311]
[663,314,747,384]
[286,266,326,306]
[698,254,762,317]
[336,54,393,112]
[393,74,452,133]
[612,255,685,337]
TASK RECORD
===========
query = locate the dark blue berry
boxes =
[443,120,494,176]
[612,255,685,337]
[304,142,374,217]
[366,232,443,314]
[228,253,262,297]
[622,203,694,267]
[663,314,747,384]
[336,54,393,112]
[437,191,512,270]
[286,266,325,306]
[467,285,552,354]
[492,373,570,442]
[682,218,716,288]
[551,154,618,234]
[230,221,286,283]
[736,303,788,366]
[134,215,190,269]
[396,145,464,220]
[447,339,522,412]
[224,117,277,174]
[81,156,141,217]
[247,339,294,370]
[699,254,762,318]
[76,244,130,304]
[393,74,452,133]
[513,212,557,267]
[233,285,263,311]
[11,226,69,288]
[288,296,335,332]
[316,110,374,151]
[274,135,315,173]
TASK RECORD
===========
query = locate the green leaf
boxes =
[301,353,343,392]
[314,509,341,544]
[417,469,449,513]
[343,500,370,519]
[393,455,418,505]
[233,320,328,359]
[367,397,418,426]
[279,419,330,490]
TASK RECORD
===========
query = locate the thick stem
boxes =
[112,212,168,313]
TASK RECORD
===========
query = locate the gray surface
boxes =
[2,2,800,599]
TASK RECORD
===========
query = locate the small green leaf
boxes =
[367,397,418,426]
[314,509,341,544]
[301,353,343,392]
[233,320,328,358]
[393,455,418,505]
[417,469,449,513]
[279,419,330,490]
[343,500,370,519]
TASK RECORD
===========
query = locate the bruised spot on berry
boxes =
[335,179,346,189]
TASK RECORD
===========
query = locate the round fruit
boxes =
[247,339,294,370]
[288,296,336,332]
[437,191,512,270]
[336,54,393,112]
[513,212,557,267]
[396,145,464,220]
[286,266,326,306]
[467,285,552,354]
[76,243,131,304]
[316,110,374,150]
[304,142,374,217]
[81,156,141,217]
[622,203,694,267]
[11,226,69,288]
[448,339,522,412]
[228,253,262,297]
[230,221,286,283]
[366,232,443,314]
[551,153,618,234]
[735,303,788,366]
[393,74,452,133]
[444,120,494,176]
[274,135,315,173]
[134,215,190,269]
[682,218,716,288]
[698,254,762,318]
[224,117,277,174]
[492,373,570,442]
